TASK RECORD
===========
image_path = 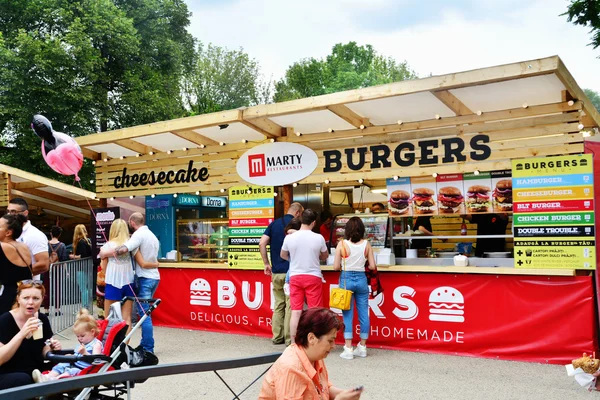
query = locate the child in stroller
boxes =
[32,309,103,382]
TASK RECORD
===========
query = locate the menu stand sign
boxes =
[228,186,274,269]
[512,155,596,269]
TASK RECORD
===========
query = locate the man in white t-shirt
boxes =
[281,209,328,341]
[7,198,49,277]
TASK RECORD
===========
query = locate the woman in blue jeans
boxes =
[333,216,376,360]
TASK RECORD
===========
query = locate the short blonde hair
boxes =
[74,308,98,334]
[109,219,130,246]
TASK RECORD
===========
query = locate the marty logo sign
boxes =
[237,142,318,186]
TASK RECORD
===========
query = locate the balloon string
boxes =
[74,179,144,317]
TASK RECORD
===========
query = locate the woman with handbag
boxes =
[333,217,375,360]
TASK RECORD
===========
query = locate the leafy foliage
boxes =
[0,0,195,188]
[274,42,417,102]
[584,88,600,111]
[564,0,600,51]
[183,43,268,115]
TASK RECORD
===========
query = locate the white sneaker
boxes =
[340,346,354,360]
[32,369,44,383]
[353,343,367,358]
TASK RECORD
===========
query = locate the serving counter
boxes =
[153,261,596,364]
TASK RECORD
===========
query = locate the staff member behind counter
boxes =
[411,216,433,251]
[462,213,509,257]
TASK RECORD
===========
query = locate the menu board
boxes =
[386,170,512,216]
[512,155,595,269]
[228,186,274,269]
[91,207,120,260]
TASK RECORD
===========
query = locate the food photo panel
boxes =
[436,173,465,215]
[490,170,513,212]
[410,176,438,215]
[386,177,413,217]
[463,171,493,214]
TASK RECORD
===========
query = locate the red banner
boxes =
[154,268,597,364]
[514,199,594,213]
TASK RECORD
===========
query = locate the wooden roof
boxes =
[78,55,600,198]
[0,164,98,219]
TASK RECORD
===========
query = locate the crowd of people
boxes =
[0,198,161,390]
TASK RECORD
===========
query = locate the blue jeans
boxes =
[339,271,369,340]
[135,277,160,353]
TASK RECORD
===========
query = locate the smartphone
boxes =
[354,386,364,391]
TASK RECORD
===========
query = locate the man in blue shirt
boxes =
[259,202,303,345]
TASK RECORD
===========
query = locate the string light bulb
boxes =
[173,193,178,198]
[328,128,334,133]
[103,158,108,162]
[578,123,585,130]
[359,125,365,130]
[522,103,528,109]
[434,114,441,120]
[325,179,330,184]
[220,188,225,193]
[120,156,125,160]
[219,142,225,146]
[109,197,115,201]
[476,110,483,116]
[274,192,278,197]
[90,180,94,184]
[182,147,188,151]
[242,139,248,143]
[568,100,575,106]
[200,144,205,148]
[358,178,364,184]
[295,132,302,137]
[393,176,399,181]
[195,191,200,195]
[149,151,154,155]
[474,170,480,176]
[432,172,438,178]
[129,195,134,199]
[167,150,172,154]
[292,182,298,187]
[270,138,275,143]
[136,153,140,157]
[92,161,96,165]
[151,194,156,198]
[397,120,403,125]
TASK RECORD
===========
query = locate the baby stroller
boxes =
[45,296,161,399]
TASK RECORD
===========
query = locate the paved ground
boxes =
[55,324,600,400]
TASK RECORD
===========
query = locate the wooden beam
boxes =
[244,56,560,119]
[115,139,156,155]
[326,104,371,128]
[432,90,473,116]
[0,163,97,199]
[81,147,100,160]
[12,182,46,190]
[169,129,219,146]
[11,190,90,219]
[556,58,600,127]
[77,109,241,146]
[279,102,581,144]
[20,188,87,208]
[241,117,283,138]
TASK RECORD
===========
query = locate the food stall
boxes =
[78,56,600,364]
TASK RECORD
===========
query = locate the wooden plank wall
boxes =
[93,103,584,198]
[0,173,9,207]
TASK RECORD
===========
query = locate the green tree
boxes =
[585,88,600,111]
[274,42,417,102]
[183,43,266,115]
[0,0,194,187]
[564,0,600,51]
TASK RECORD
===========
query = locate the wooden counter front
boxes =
[157,262,578,276]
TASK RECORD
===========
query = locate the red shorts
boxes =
[289,275,323,311]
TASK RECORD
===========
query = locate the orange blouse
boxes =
[259,344,332,400]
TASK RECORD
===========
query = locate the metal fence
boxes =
[47,257,95,337]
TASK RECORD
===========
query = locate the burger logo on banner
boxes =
[237,142,318,186]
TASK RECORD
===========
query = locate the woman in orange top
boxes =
[259,307,364,400]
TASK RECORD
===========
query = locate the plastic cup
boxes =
[32,321,43,340]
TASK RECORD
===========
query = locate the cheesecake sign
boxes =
[237,142,318,186]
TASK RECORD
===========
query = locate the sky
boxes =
[186,0,600,92]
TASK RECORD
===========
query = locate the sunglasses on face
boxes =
[18,279,43,286]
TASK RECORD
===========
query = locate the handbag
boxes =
[329,240,353,311]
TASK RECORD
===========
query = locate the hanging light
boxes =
[432,172,438,178]
[151,194,156,198]
[173,193,178,198]
[195,191,200,195]
[393,176,399,181]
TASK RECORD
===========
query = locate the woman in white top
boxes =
[333,216,376,360]
[100,219,157,330]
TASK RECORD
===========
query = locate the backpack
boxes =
[49,242,63,264]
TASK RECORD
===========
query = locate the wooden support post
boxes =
[283,185,293,216]
[99,198,107,208]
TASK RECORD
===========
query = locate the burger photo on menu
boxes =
[388,190,411,215]
[466,185,491,213]
[437,186,464,214]
[412,188,436,214]
[493,179,513,211]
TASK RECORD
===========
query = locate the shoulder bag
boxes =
[329,240,353,310]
